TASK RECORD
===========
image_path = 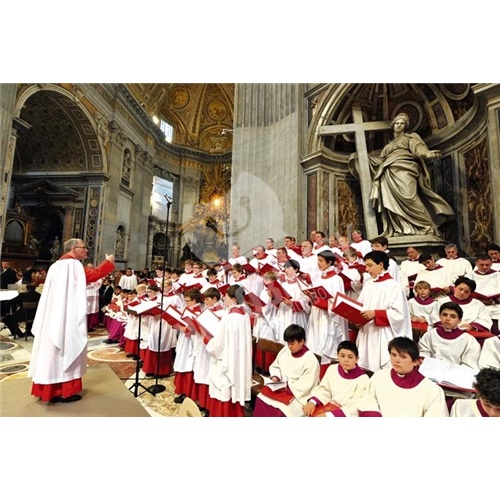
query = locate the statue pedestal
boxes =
[388,235,447,261]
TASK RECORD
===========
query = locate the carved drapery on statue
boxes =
[368,133,454,237]
[348,114,455,238]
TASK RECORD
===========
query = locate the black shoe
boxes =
[174,394,186,404]
[145,372,155,377]
[88,328,95,332]
[204,411,210,417]
[50,394,82,404]
[103,339,114,344]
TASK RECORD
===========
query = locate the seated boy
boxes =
[414,253,453,299]
[408,280,439,332]
[253,324,320,417]
[302,340,370,417]
[450,367,500,417]
[357,337,448,417]
[418,302,481,370]
[437,277,492,334]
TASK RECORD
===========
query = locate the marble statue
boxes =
[349,112,454,237]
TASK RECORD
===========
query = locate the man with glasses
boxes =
[28,238,115,404]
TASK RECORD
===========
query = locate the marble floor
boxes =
[0,323,182,417]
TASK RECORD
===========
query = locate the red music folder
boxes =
[162,304,188,329]
[175,282,204,295]
[331,292,369,325]
[471,291,500,301]
[265,280,292,306]
[242,263,257,275]
[302,286,332,311]
[259,385,295,405]
[126,300,162,316]
[258,263,280,276]
[244,291,266,314]
[217,283,230,296]
[193,307,222,339]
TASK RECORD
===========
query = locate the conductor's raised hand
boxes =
[106,253,116,263]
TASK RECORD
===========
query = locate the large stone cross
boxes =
[319,104,392,239]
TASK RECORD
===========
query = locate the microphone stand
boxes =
[148,194,173,395]
[128,308,155,398]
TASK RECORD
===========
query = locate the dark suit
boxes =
[99,284,114,309]
[1,267,17,289]
[2,289,41,335]
[1,267,18,316]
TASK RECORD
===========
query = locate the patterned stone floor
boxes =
[0,326,181,417]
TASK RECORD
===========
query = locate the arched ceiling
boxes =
[127,83,235,153]
[318,83,477,154]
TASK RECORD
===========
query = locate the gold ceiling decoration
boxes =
[126,83,235,153]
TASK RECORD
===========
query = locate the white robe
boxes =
[478,336,500,369]
[408,297,439,328]
[206,307,252,405]
[471,271,500,320]
[257,347,320,417]
[436,257,473,282]
[436,296,492,332]
[418,327,481,370]
[274,279,311,343]
[308,364,370,417]
[173,305,201,373]
[450,399,485,417]
[357,368,448,417]
[305,271,348,364]
[350,239,372,257]
[192,305,224,385]
[415,266,453,292]
[252,288,278,341]
[356,273,412,372]
[146,293,182,352]
[29,257,113,384]
[86,279,102,314]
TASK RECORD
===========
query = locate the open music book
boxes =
[331,292,369,325]
[126,300,162,316]
[192,307,222,339]
[260,375,287,391]
[302,285,332,311]
[419,357,478,391]
[265,280,292,305]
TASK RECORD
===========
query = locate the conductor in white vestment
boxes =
[28,238,115,403]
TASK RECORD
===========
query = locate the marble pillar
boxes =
[230,83,305,258]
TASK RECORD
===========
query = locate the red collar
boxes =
[436,325,465,340]
[414,295,435,305]
[337,364,366,380]
[321,269,337,279]
[392,368,424,388]
[373,272,392,283]
[291,345,309,358]
[474,269,497,275]
[229,306,245,315]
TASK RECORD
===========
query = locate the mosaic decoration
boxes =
[337,178,365,236]
[464,138,493,254]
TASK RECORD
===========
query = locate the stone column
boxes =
[231,83,305,257]
[0,84,17,253]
